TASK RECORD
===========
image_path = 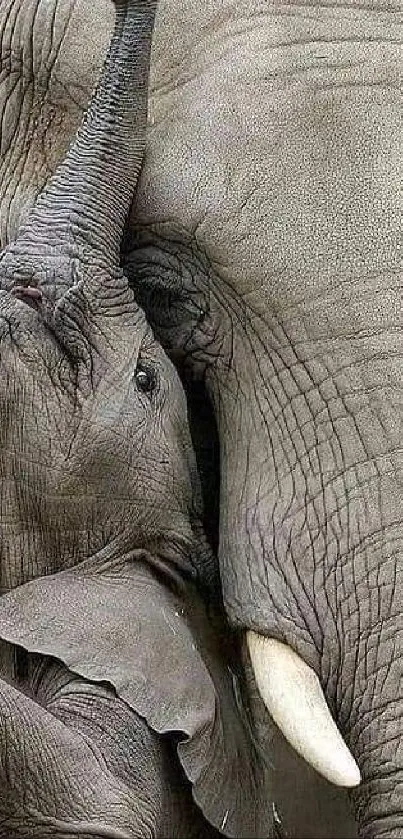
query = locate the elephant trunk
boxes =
[350,700,402,838]
[0,0,156,293]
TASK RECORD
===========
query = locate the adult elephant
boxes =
[0,0,400,837]
[0,1,268,836]
[126,4,402,837]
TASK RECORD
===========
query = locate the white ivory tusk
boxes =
[247,631,361,788]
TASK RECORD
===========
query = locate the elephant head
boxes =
[0,1,269,835]
[0,0,194,593]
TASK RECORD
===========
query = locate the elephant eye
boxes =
[134,363,156,395]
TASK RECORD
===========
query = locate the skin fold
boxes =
[0,0,401,837]
[0,1,269,836]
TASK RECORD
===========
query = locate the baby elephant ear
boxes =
[0,557,271,838]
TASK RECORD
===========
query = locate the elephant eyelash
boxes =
[134,361,158,397]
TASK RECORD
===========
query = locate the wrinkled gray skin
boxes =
[1,647,221,839]
[0,1,269,837]
[0,1,401,837]
[130,5,403,837]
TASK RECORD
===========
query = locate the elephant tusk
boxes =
[246,631,361,788]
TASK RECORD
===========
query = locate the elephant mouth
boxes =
[11,284,43,313]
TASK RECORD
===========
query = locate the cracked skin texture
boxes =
[0,2,270,836]
[0,648,223,838]
[0,0,401,836]
[134,5,402,836]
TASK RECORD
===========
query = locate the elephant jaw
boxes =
[247,632,361,789]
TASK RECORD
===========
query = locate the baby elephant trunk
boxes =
[0,0,157,307]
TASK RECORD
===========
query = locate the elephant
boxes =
[0,1,270,836]
[128,4,402,836]
[0,0,401,837]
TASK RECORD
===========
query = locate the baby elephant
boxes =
[0,0,269,836]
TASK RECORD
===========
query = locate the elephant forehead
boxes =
[136,0,401,307]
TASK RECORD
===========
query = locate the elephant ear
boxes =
[0,674,142,837]
[0,555,270,838]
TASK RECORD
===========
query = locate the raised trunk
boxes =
[1,0,156,287]
[351,705,403,838]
